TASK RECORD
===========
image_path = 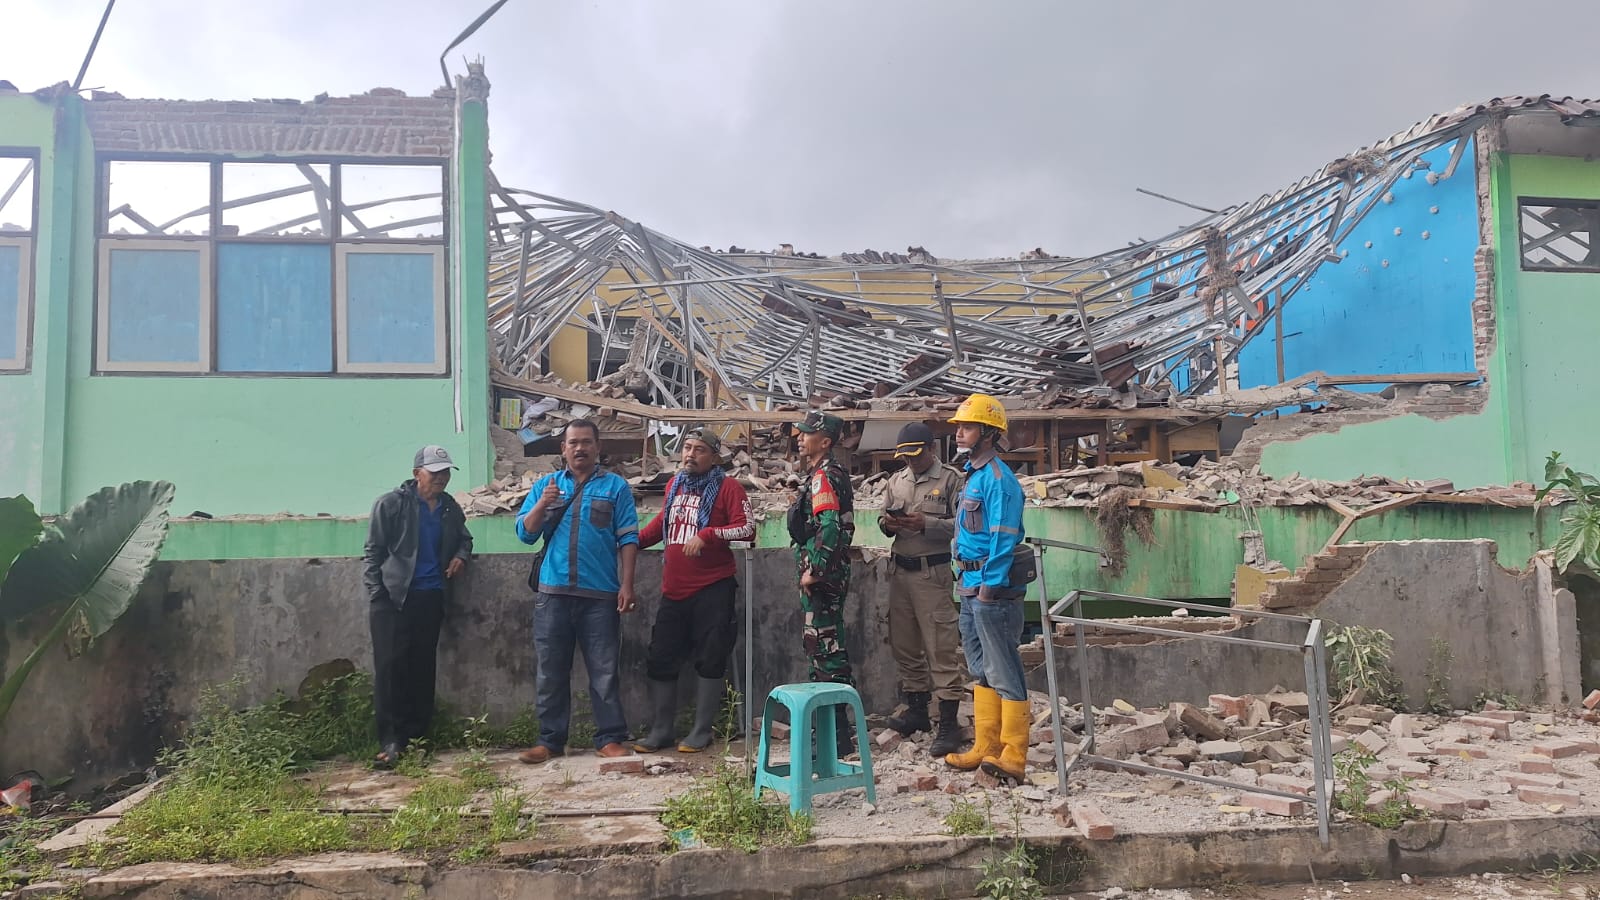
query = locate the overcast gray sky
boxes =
[6,1,1598,259]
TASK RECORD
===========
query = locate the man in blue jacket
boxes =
[514,419,641,763]
[363,445,474,769]
[942,394,1032,785]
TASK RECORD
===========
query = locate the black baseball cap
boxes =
[893,422,936,457]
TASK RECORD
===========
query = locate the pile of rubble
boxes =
[461,433,1539,518]
[1021,458,1537,511]
[852,689,1600,839]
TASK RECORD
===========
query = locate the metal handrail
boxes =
[1026,536,1334,846]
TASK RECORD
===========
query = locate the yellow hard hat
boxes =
[949,393,1008,431]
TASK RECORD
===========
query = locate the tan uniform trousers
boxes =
[888,561,965,701]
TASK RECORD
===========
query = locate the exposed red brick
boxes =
[1533,740,1583,759]
[1258,773,1313,796]
[913,774,939,791]
[1504,772,1565,790]
[1584,689,1600,710]
[1067,801,1117,839]
[1209,694,1250,719]
[1242,792,1306,817]
[1431,742,1488,759]
[1408,790,1465,818]
[1517,786,1581,807]
[599,758,644,775]
[1518,754,1557,774]
[1431,787,1490,810]
[1459,716,1511,740]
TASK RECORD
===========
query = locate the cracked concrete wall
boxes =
[1030,539,1578,712]
[0,550,897,788]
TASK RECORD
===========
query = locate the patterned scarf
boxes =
[666,465,725,530]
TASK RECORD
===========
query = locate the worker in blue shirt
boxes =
[943,393,1032,784]
[513,419,641,764]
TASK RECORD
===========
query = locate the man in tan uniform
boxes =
[878,422,965,756]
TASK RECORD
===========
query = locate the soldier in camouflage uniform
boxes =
[787,410,859,756]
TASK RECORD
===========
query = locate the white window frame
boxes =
[95,238,213,373]
[334,243,447,375]
[0,236,30,371]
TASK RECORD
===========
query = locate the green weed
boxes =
[1325,624,1406,710]
[87,675,536,866]
[1333,748,1426,828]
[1423,637,1454,714]
[974,802,1044,900]
[0,816,62,892]
[455,749,501,792]
[660,764,812,852]
[943,797,993,836]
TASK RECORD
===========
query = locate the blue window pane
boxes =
[106,247,201,363]
[346,252,437,365]
[217,244,332,372]
[0,244,19,361]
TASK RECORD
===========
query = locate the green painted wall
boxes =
[0,92,493,517]
[0,95,63,508]
[1498,154,1600,482]
[1258,411,1508,489]
[161,504,1546,617]
[454,86,494,486]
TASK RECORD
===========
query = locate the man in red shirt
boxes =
[633,428,755,753]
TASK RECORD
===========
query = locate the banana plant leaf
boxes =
[0,481,175,726]
[0,495,43,585]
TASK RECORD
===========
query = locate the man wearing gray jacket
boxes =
[364,446,474,768]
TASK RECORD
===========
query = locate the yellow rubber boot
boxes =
[944,685,1001,771]
[979,698,1030,784]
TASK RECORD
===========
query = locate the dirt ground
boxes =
[1072,870,1600,899]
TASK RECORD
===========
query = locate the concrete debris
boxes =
[456,371,1541,518]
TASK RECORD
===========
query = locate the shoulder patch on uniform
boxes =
[811,471,840,514]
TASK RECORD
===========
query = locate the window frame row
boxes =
[93,153,450,377]
[0,149,38,373]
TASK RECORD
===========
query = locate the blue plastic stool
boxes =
[754,682,875,814]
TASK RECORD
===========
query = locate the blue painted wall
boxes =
[347,252,437,365]
[1239,138,1479,387]
[217,243,332,373]
[106,246,202,363]
[0,245,18,357]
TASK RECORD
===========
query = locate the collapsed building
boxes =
[2,66,1599,798]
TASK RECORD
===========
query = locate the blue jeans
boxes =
[534,592,629,750]
[959,594,1027,701]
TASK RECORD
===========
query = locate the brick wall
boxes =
[83,91,454,158]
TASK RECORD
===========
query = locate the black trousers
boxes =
[645,577,738,682]
[370,588,445,748]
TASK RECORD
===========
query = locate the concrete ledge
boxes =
[38,814,1600,898]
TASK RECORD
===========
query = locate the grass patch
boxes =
[660,765,812,853]
[0,816,62,892]
[84,676,537,867]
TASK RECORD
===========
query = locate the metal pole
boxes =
[1033,543,1069,794]
[1073,590,1094,760]
[736,541,755,778]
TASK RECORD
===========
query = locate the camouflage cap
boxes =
[794,410,844,441]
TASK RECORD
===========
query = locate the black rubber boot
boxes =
[886,690,932,737]
[632,678,678,753]
[677,677,726,752]
[834,705,857,759]
[928,699,962,757]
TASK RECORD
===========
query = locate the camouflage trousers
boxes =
[801,576,854,686]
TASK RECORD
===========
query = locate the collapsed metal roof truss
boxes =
[484,101,1545,408]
